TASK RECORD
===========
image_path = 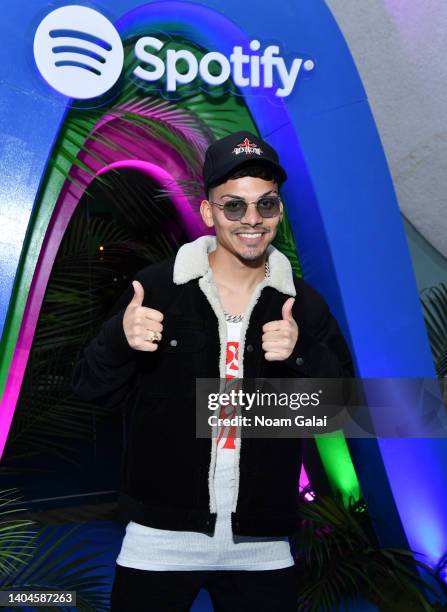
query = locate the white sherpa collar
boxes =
[173,235,296,296]
[173,234,296,517]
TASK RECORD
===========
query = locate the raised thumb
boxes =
[282,297,295,321]
[130,280,144,307]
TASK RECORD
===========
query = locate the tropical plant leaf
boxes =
[421,284,447,377]
[0,489,36,575]
[292,492,439,611]
[273,212,302,277]
[1,524,110,611]
[5,169,184,466]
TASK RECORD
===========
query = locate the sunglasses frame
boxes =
[209,194,282,221]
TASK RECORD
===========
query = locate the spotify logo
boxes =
[33,5,124,99]
[34,5,312,100]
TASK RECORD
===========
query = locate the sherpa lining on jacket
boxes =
[172,235,296,515]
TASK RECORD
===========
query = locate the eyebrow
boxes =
[220,189,278,199]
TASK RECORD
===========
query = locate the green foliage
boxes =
[273,213,302,278]
[0,489,35,575]
[421,283,447,377]
[1,525,110,612]
[4,172,180,466]
[292,491,441,611]
[0,489,110,611]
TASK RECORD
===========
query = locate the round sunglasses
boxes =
[209,195,282,221]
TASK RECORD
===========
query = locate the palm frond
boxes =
[6,171,184,464]
[0,489,36,575]
[421,284,447,376]
[1,524,110,611]
[273,212,302,277]
[292,492,439,611]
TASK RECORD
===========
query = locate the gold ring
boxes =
[148,331,161,343]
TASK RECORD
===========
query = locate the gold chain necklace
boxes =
[224,260,270,322]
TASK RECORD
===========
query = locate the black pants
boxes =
[110,563,299,611]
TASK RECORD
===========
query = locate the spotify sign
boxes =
[33,5,313,100]
[134,36,313,97]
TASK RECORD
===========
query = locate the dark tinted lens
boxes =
[257,197,280,217]
[223,199,246,220]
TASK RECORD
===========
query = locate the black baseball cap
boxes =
[202,131,287,196]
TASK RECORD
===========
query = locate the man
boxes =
[71,130,353,611]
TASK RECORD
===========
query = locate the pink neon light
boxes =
[96,160,204,239]
[0,115,209,459]
[299,464,315,501]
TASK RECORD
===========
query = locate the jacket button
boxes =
[246,344,254,352]
[295,356,304,366]
[206,520,210,526]
[169,339,178,347]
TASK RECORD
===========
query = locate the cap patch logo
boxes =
[233,137,263,156]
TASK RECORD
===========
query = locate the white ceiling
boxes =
[325,0,447,259]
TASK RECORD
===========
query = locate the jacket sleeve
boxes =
[69,274,146,409]
[282,293,355,378]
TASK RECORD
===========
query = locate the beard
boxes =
[215,224,277,266]
[233,238,271,264]
[237,247,267,262]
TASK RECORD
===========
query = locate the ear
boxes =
[200,199,215,228]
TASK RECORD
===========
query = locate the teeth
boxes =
[239,233,262,238]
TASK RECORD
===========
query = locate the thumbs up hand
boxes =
[262,297,298,361]
[123,280,164,352]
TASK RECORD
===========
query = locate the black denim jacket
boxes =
[70,236,354,537]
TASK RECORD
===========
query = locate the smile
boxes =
[235,232,266,245]
[237,233,263,238]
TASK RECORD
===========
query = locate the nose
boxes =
[240,202,263,225]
